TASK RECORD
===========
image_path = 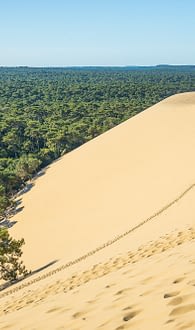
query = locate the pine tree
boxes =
[0,228,28,282]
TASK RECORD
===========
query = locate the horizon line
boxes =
[1,64,195,68]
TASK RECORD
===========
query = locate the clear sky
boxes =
[0,0,195,66]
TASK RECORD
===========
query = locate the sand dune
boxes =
[1,92,195,329]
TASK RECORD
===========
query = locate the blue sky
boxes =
[0,0,195,66]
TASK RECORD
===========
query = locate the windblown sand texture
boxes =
[1,92,195,329]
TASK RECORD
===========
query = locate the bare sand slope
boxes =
[1,92,195,329]
[9,92,195,271]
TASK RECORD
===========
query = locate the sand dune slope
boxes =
[1,92,195,329]
[9,92,195,270]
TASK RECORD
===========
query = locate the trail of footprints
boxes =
[1,226,195,319]
[164,285,195,330]
[88,259,195,330]
[1,183,195,300]
[66,264,195,330]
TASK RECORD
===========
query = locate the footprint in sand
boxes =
[140,289,154,297]
[168,294,193,306]
[114,288,132,296]
[122,306,133,311]
[169,304,195,316]
[86,299,97,304]
[46,307,63,314]
[106,282,116,288]
[140,276,154,284]
[72,311,85,319]
[175,239,183,246]
[177,320,195,330]
[115,325,128,330]
[122,269,133,276]
[165,319,175,324]
[98,319,113,328]
[168,297,184,306]
[72,309,94,320]
[173,277,185,284]
[164,291,180,299]
[123,309,141,322]
[187,279,195,286]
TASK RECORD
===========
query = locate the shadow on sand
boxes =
[0,219,17,229]
[16,168,47,199]
[0,199,24,229]
[1,159,64,227]
[0,259,59,292]
[1,169,47,227]
[17,182,34,197]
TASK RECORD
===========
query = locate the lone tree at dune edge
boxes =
[0,227,28,282]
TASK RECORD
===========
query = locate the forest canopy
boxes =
[0,66,195,217]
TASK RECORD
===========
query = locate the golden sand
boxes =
[1,92,195,329]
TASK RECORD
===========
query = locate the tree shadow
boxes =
[17,182,35,197]
[9,198,24,215]
[16,168,46,199]
[29,259,59,277]
[0,259,59,292]
[1,168,48,228]
[34,168,46,179]
[0,219,17,228]
[0,198,24,228]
